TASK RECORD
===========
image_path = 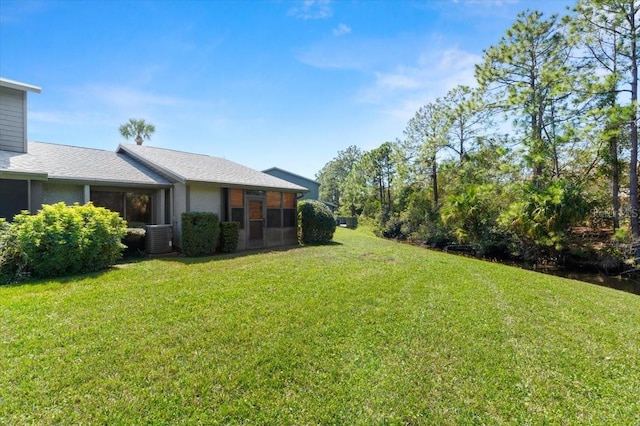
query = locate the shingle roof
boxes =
[262,167,320,186]
[118,144,308,192]
[0,149,48,179]
[0,142,170,186]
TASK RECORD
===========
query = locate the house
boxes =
[1,77,308,251]
[117,144,308,250]
[262,167,320,200]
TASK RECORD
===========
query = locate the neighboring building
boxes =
[0,77,308,251]
[262,167,319,200]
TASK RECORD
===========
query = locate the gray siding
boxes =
[263,168,319,200]
[0,86,26,153]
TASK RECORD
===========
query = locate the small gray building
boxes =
[262,167,319,201]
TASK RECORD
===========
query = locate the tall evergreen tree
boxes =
[574,0,639,233]
[441,85,490,163]
[316,145,362,208]
[404,101,451,207]
[475,10,575,181]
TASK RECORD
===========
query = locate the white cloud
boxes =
[333,23,351,37]
[353,47,482,131]
[288,0,333,20]
[85,85,192,110]
[452,0,519,5]
[358,48,481,104]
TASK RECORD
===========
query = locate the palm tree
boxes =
[119,118,156,145]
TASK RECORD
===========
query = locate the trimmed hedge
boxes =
[181,212,220,257]
[297,200,336,244]
[123,227,146,257]
[219,221,240,253]
[0,202,126,282]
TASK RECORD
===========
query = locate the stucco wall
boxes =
[189,183,221,215]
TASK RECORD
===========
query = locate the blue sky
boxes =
[0,0,575,180]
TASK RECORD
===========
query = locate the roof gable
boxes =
[118,144,308,192]
[262,167,320,186]
[1,142,170,186]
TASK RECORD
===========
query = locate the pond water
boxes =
[524,264,640,295]
[419,242,640,296]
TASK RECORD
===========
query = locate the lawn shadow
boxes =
[0,267,117,289]
[152,241,343,265]
[1,242,344,287]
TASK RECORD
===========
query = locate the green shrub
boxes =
[499,179,592,256]
[123,227,146,257]
[182,212,220,256]
[0,219,29,284]
[219,221,240,253]
[297,200,336,244]
[2,202,126,281]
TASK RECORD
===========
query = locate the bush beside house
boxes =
[297,200,336,244]
[219,221,240,253]
[0,202,127,283]
[181,212,220,256]
[123,227,146,257]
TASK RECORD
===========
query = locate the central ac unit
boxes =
[145,224,173,254]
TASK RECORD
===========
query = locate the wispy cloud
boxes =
[85,85,192,110]
[0,0,49,25]
[451,0,519,5]
[29,84,201,139]
[288,0,333,20]
[333,23,351,37]
[355,47,482,128]
[358,47,480,103]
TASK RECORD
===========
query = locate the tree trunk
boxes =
[629,1,639,236]
[431,156,438,207]
[611,133,620,229]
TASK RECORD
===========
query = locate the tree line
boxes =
[316,0,639,265]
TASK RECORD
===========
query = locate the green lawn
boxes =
[2,228,639,425]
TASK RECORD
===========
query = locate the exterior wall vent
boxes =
[145,224,173,254]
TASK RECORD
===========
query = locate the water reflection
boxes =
[530,265,640,295]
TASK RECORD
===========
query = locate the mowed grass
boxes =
[1,228,639,425]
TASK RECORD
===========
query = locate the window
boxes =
[267,191,282,228]
[0,179,28,221]
[267,209,282,227]
[91,190,152,224]
[230,188,244,229]
[283,209,296,227]
[91,191,123,215]
[231,208,244,229]
[283,192,296,227]
[265,191,297,228]
[125,193,151,224]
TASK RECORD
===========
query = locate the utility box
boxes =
[145,224,173,254]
